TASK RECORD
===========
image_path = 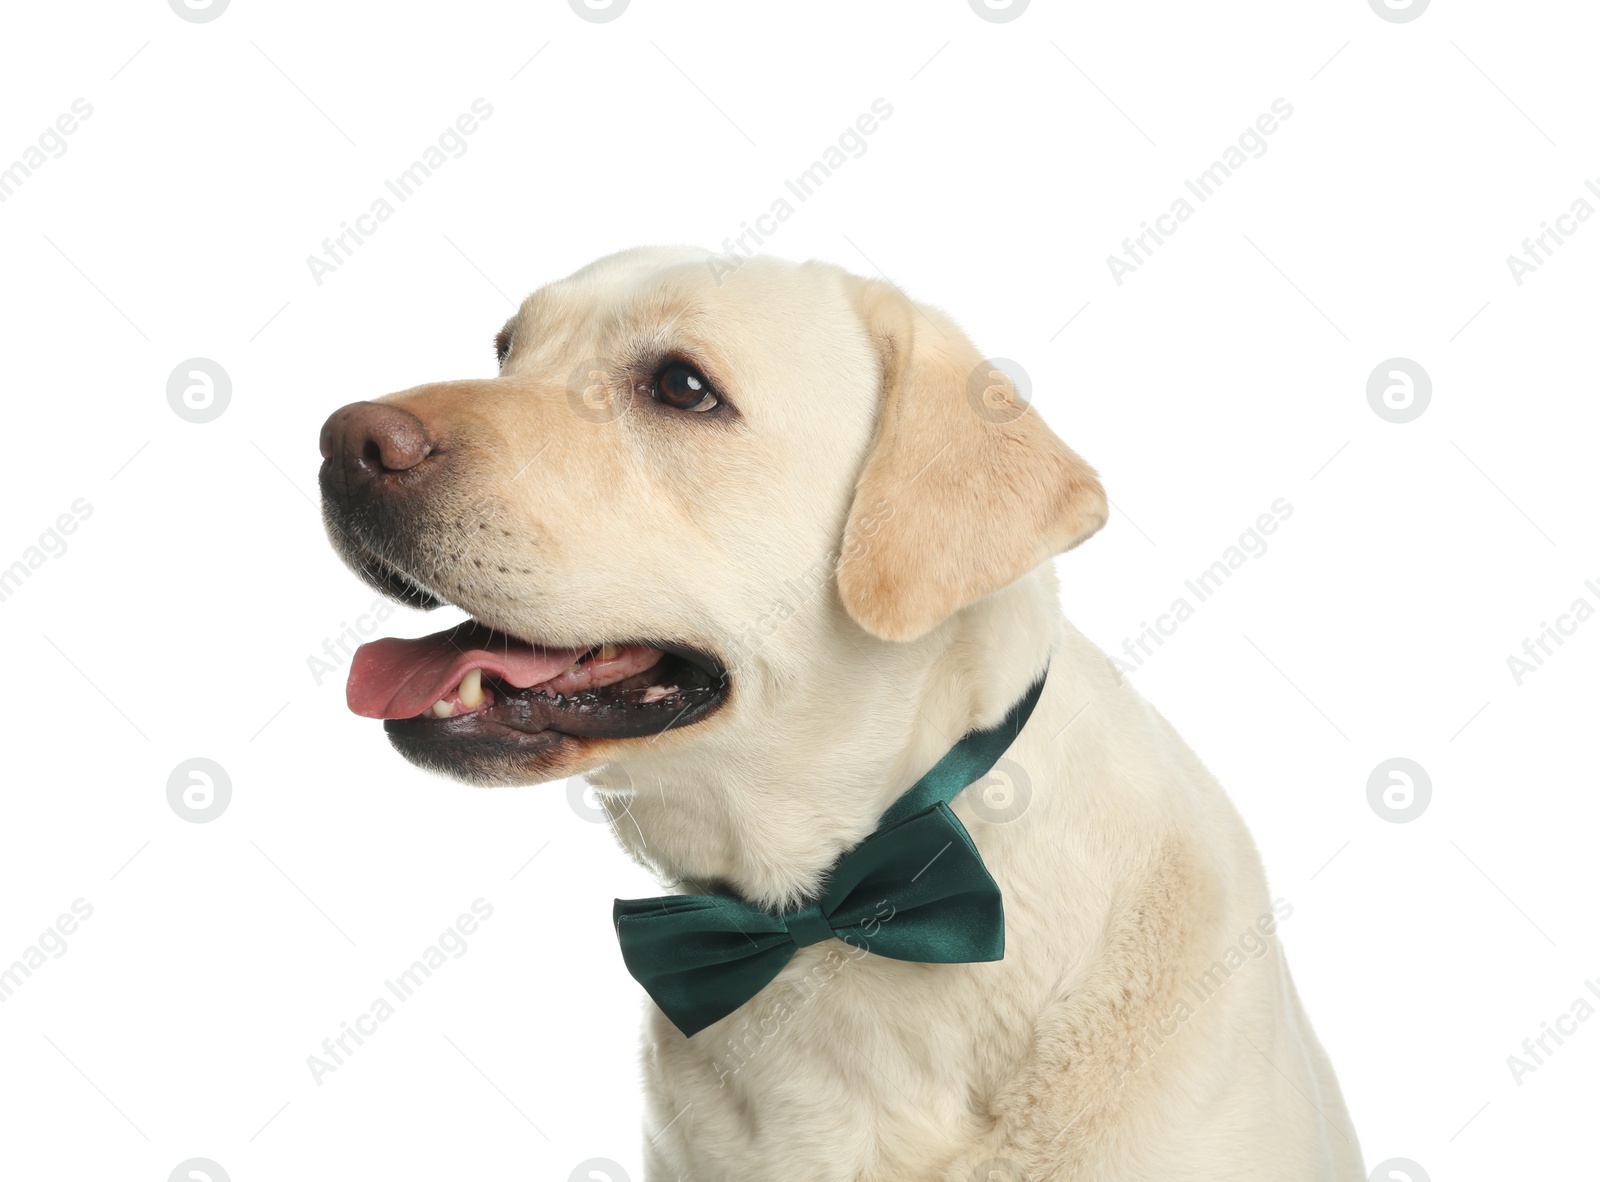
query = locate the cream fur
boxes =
[365,247,1363,1180]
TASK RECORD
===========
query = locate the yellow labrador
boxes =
[318,247,1362,1180]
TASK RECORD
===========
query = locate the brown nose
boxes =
[319,401,434,490]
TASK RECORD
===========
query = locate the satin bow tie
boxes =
[611,672,1046,1037]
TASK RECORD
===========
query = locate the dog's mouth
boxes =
[323,479,729,780]
[347,620,728,776]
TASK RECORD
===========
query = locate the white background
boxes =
[1,1,1595,1178]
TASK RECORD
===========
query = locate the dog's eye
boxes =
[494,329,512,369]
[652,362,720,412]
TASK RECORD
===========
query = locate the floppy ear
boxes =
[835,277,1108,643]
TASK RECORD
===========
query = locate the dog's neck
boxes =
[596,568,1062,910]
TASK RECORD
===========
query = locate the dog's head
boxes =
[319,247,1106,786]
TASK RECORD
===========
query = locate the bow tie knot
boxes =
[782,901,836,949]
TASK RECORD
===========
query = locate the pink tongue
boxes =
[347,622,584,719]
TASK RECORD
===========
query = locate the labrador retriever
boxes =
[317,247,1363,1180]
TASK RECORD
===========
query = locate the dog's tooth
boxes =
[458,668,484,708]
[431,700,454,718]
[597,643,621,660]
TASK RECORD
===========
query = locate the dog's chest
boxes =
[642,949,1013,1181]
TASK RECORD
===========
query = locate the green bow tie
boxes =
[612,672,1046,1037]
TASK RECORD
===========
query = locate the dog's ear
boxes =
[835,277,1108,643]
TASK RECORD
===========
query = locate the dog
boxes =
[318,246,1363,1180]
